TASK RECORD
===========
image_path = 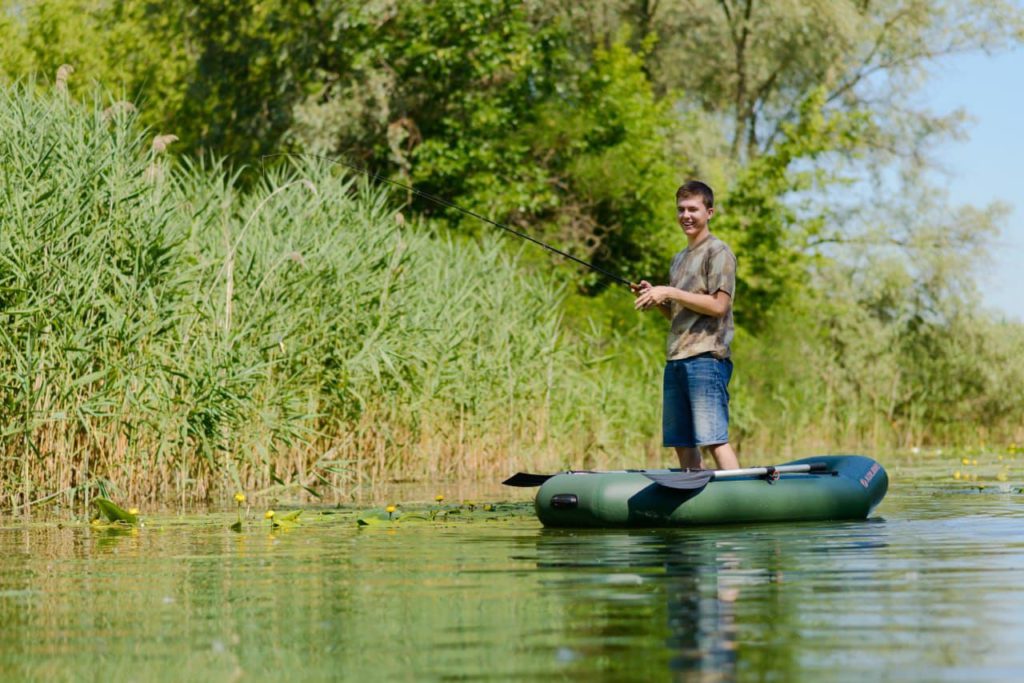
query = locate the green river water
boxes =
[1,459,1023,682]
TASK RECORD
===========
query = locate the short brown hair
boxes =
[676,180,714,209]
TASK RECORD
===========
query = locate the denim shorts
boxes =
[663,354,732,448]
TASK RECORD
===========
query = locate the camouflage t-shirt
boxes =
[665,234,737,360]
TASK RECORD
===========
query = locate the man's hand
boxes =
[634,284,675,311]
[630,280,652,296]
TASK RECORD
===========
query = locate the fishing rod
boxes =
[262,153,635,289]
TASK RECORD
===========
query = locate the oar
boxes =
[502,462,830,489]
[501,469,670,487]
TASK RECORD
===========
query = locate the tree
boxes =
[288,3,686,288]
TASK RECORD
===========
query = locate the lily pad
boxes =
[92,498,138,525]
[355,513,431,527]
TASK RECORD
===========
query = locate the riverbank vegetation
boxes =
[2,1,1023,507]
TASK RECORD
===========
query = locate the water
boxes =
[1,482,1023,681]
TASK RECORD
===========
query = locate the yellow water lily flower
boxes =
[385,505,397,514]
[264,510,275,519]
[234,492,246,504]
[435,494,445,503]
[961,457,970,465]
[128,507,139,515]
[953,471,961,480]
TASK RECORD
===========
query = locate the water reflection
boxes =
[528,522,898,681]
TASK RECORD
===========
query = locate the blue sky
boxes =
[923,46,1024,321]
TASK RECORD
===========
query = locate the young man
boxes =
[632,181,740,470]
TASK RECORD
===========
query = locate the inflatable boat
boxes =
[503,455,888,528]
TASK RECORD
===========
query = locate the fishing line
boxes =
[261,153,634,289]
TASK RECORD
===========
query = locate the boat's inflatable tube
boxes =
[534,455,887,528]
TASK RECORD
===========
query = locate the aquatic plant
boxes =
[230,492,246,531]
[92,498,138,525]
[355,500,521,527]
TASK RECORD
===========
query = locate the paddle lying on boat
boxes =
[503,462,831,490]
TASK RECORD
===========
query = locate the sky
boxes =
[922,46,1024,322]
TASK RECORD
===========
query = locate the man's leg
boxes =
[686,356,739,470]
[664,361,700,467]
[705,442,739,470]
[674,446,702,469]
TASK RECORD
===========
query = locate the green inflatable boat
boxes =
[503,455,887,528]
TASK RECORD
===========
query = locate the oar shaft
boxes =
[579,463,824,478]
[710,463,825,480]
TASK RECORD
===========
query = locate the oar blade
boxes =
[644,470,715,490]
[502,472,555,487]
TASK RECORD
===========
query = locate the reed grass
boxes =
[0,82,663,509]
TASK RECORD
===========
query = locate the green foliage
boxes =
[289,7,686,288]
[0,1,189,132]
[714,89,870,331]
[521,37,683,286]
[168,0,320,159]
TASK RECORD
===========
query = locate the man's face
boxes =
[677,195,713,238]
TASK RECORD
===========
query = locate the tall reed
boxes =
[0,83,664,508]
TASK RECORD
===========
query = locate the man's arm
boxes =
[634,285,731,318]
